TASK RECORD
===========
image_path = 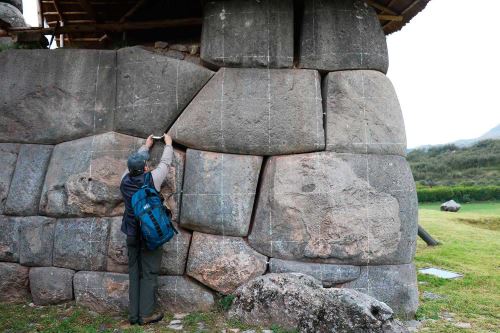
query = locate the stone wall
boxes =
[0,0,418,319]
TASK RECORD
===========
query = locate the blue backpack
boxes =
[131,173,178,250]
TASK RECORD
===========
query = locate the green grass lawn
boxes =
[416,201,500,332]
[0,202,499,332]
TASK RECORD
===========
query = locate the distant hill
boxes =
[407,139,500,186]
[411,124,500,151]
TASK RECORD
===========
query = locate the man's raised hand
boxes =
[146,134,154,148]
[164,134,172,145]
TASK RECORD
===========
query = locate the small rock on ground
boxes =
[423,291,446,300]
[453,322,472,329]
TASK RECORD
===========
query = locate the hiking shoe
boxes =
[139,311,164,325]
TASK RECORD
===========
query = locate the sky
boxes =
[22,0,500,148]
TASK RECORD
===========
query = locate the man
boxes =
[120,134,173,325]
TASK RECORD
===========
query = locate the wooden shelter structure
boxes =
[1,0,431,48]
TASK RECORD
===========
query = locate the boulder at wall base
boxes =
[299,0,388,73]
[74,271,129,313]
[0,49,115,144]
[115,46,214,138]
[170,68,324,155]
[201,0,293,68]
[323,70,407,156]
[156,276,215,313]
[343,264,419,319]
[18,216,56,266]
[52,218,110,271]
[107,217,192,275]
[29,267,75,305]
[180,149,262,236]
[228,273,409,333]
[0,262,29,303]
[4,144,53,216]
[39,132,143,217]
[186,232,268,294]
[248,152,418,265]
[0,144,19,215]
[269,258,360,286]
[440,200,461,212]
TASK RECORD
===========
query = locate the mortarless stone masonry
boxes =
[0,0,419,320]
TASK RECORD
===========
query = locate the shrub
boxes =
[417,186,500,203]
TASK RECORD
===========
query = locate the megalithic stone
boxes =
[180,149,263,237]
[0,49,116,144]
[323,70,407,156]
[248,152,417,265]
[115,46,214,138]
[170,68,324,155]
[201,0,294,68]
[0,144,19,215]
[299,0,388,73]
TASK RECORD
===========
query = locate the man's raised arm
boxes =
[151,135,173,191]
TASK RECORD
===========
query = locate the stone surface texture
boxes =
[323,71,406,156]
[170,68,324,155]
[249,152,417,265]
[157,276,215,312]
[0,49,116,144]
[74,271,129,313]
[440,200,461,212]
[0,262,29,302]
[53,218,110,271]
[0,144,19,214]
[29,267,75,305]
[299,0,388,73]
[0,3,26,27]
[343,264,419,319]
[40,132,143,217]
[201,0,293,68]
[269,258,360,286]
[187,232,267,294]
[115,46,213,138]
[18,216,56,266]
[180,149,262,236]
[4,144,53,215]
[229,273,409,333]
[0,215,20,262]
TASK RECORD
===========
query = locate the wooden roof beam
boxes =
[365,0,397,15]
[78,0,101,22]
[119,0,150,23]
[377,14,403,21]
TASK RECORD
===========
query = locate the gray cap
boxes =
[127,150,150,176]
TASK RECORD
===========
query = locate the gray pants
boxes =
[126,236,162,322]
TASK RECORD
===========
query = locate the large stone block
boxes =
[343,264,419,319]
[74,271,128,313]
[4,144,53,215]
[150,145,185,223]
[160,224,192,275]
[53,218,110,271]
[186,232,267,294]
[269,258,360,287]
[170,68,324,155]
[323,71,406,156]
[40,132,143,217]
[157,276,215,312]
[0,144,19,214]
[18,216,56,266]
[29,267,75,305]
[201,0,293,68]
[299,0,388,73]
[248,152,417,265]
[0,215,22,262]
[115,46,214,138]
[0,262,29,302]
[0,49,115,144]
[106,217,128,273]
[180,149,262,236]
